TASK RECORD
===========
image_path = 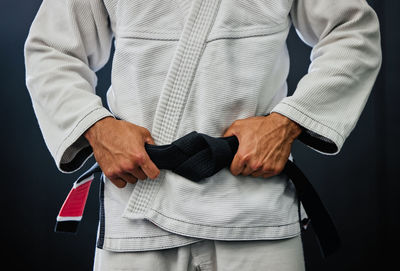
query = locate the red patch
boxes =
[58,180,92,218]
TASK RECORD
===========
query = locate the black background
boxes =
[1,1,398,270]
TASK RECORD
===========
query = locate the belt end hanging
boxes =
[54,173,95,234]
[55,220,80,234]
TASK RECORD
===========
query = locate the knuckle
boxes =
[120,160,134,171]
[126,164,136,172]
[237,153,249,163]
[141,128,152,138]
[133,152,146,164]
[113,166,124,176]
[104,172,113,179]
[249,161,262,171]
[103,167,116,179]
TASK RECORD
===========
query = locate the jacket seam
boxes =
[117,36,180,41]
[217,22,288,33]
[117,29,183,35]
[115,24,289,43]
[116,19,289,42]
[116,31,282,43]
[206,32,286,43]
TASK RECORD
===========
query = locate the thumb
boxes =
[222,126,234,137]
[144,135,156,145]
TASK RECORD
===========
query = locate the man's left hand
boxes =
[222,112,302,178]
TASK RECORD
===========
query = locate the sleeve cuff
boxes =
[55,106,115,173]
[270,102,345,155]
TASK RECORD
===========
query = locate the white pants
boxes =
[93,234,306,271]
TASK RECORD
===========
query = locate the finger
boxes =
[223,126,234,137]
[119,172,139,184]
[251,161,274,177]
[262,172,275,179]
[251,167,266,177]
[130,167,147,181]
[241,164,255,176]
[223,122,240,138]
[275,159,288,175]
[138,152,160,179]
[109,177,127,188]
[230,153,246,176]
[261,164,284,178]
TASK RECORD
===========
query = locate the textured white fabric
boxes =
[24,0,381,252]
[93,235,305,271]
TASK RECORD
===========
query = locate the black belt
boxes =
[55,130,341,257]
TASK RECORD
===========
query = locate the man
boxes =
[24,0,381,270]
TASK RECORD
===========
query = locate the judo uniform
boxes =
[24,0,381,259]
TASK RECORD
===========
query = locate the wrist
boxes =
[269,112,302,141]
[84,116,115,145]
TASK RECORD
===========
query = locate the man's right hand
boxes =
[83,117,160,188]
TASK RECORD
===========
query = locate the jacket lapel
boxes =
[123,0,222,216]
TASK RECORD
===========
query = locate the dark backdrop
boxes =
[1,1,398,270]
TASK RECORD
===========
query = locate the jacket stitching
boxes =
[101,240,200,251]
[55,106,105,159]
[158,0,204,142]
[278,101,345,141]
[104,234,177,239]
[116,24,288,42]
[206,32,285,43]
[149,208,300,228]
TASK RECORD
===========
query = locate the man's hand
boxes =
[222,112,302,178]
[84,117,160,188]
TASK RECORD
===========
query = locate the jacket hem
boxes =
[99,234,203,252]
[144,208,302,241]
[55,106,115,173]
[98,212,302,252]
[270,101,344,155]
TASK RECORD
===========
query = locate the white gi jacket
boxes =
[24,0,381,251]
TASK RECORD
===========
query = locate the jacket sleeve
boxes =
[270,0,382,154]
[24,0,115,173]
